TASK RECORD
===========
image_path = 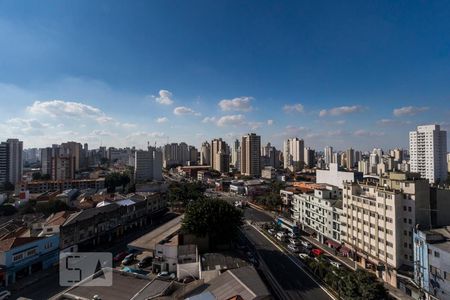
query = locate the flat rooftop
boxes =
[128,215,183,252]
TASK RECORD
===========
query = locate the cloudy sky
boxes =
[1,1,449,151]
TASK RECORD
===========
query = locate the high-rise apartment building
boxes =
[345,148,355,169]
[231,139,240,170]
[200,141,211,166]
[341,172,431,287]
[409,124,448,184]
[61,141,82,171]
[304,147,315,168]
[324,146,333,167]
[241,133,261,177]
[283,137,304,171]
[134,148,163,182]
[211,138,229,173]
[0,139,24,186]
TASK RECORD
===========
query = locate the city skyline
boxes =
[1,1,450,150]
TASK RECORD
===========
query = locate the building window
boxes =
[435,251,440,258]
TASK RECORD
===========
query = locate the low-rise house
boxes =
[261,166,276,180]
[0,235,59,286]
[39,211,74,237]
[55,189,79,206]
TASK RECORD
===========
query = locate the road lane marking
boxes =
[247,222,337,300]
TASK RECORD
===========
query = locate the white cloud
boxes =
[217,114,246,127]
[96,116,115,124]
[153,89,174,105]
[248,121,263,130]
[126,131,166,140]
[267,119,274,126]
[218,96,253,112]
[202,116,217,123]
[393,106,429,117]
[353,130,385,137]
[319,105,364,117]
[4,118,50,136]
[156,117,168,123]
[283,103,304,113]
[120,122,137,128]
[173,106,199,116]
[27,100,102,117]
[377,119,411,126]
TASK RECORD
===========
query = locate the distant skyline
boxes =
[0,1,449,150]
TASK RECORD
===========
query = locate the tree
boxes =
[0,204,17,216]
[105,172,130,193]
[168,182,206,209]
[36,200,71,215]
[182,198,243,245]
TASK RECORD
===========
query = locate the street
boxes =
[241,206,334,300]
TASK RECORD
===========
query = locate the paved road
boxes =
[242,223,333,300]
[241,206,333,300]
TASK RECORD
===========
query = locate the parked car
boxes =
[300,240,312,249]
[298,253,309,260]
[181,277,196,284]
[114,251,128,262]
[276,231,287,241]
[330,260,342,269]
[0,288,10,300]
[289,238,300,245]
[138,256,153,268]
[122,253,136,265]
[311,248,324,257]
[157,271,176,280]
[287,231,298,238]
[122,267,148,275]
[268,228,276,235]
[287,244,300,252]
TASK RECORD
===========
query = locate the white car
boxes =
[157,271,176,280]
[298,253,309,260]
[287,232,298,238]
[0,288,11,300]
[268,228,276,235]
[300,240,312,249]
[289,238,300,245]
[330,261,342,269]
[287,244,300,252]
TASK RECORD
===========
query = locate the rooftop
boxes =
[201,252,248,272]
[57,269,172,300]
[128,215,182,252]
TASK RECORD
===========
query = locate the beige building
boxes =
[211,139,229,173]
[240,133,261,177]
[341,172,430,287]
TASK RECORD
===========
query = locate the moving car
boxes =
[138,256,153,268]
[268,228,276,235]
[298,253,309,260]
[276,231,287,241]
[287,231,298,238]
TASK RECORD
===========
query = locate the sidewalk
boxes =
[9,265,58,292]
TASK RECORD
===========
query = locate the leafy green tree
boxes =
[105,172,130,193]
[36,200,72,215]
[168,182,206,209]
[182,198,243,245]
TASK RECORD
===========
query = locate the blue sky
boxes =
[0,0,449,151]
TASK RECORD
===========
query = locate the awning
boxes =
[325,239,341,249]
[339,246,351,255]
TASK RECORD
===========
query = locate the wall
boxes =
[177,262,200,280]
[316,163,360,189]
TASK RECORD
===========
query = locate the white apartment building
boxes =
[324,146,333,167]
[316,163,362,189]
[409,124,448,184]
[283,137,304,171]
[291,185,343,244]
[358,160,370,175]
[134,148,163,182]
[211,139,229,173]
[231,139,240,170]
[341,172,431,287]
